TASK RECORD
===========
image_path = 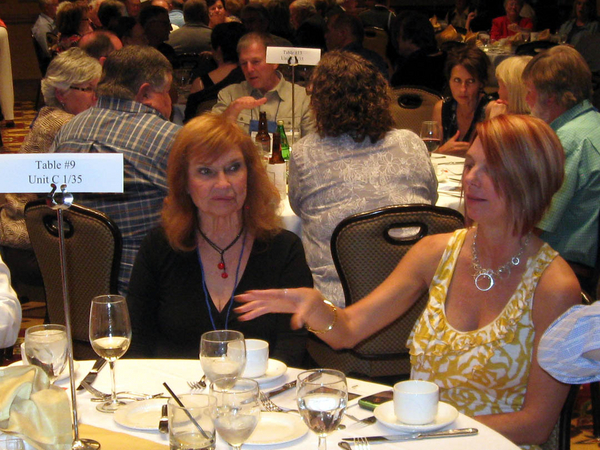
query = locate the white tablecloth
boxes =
[281,154,465,236]
[57,359,519,450]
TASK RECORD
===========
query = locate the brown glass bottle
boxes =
[267,126,286,196]
[255,111,271,163]
[269,130,285,164]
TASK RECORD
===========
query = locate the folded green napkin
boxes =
[0,365,72,450]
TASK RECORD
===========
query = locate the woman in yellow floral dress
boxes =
[236,114,581,449]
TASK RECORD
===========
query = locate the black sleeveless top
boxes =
[441,93,494,142]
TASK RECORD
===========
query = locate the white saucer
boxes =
[246,359,287,386]
[374,401,458,433]
[114,398,167,430]
[246,412,307,445]
[9,360,80,382]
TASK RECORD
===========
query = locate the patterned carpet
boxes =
[0,101,37,154]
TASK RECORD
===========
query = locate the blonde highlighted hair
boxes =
[470,115,565,236]
[495,55,532,114]
[162,113,282,251]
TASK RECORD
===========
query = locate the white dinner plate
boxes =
[246,412,308,445]
[114,398,167,431]
[9,360,80,382]
[246,359,287,386]
[374,401,458,433]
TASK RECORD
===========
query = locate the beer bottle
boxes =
[267,128,287,196]
[255,111,270,164]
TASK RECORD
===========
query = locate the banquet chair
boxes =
[390,86,442,135]
[24,199,122,359]
[307,204,464,379]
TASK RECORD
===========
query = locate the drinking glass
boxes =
[210,378,261,450]
[200,330,246,389]
[24,324,68,384]
[0,437,25,450]
[89,295,132,413]
[296,369,347,450]
[420,121,442,154]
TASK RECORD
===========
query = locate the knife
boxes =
[342,427,478,443]
[267,371,322,398]
[77,358,107,390]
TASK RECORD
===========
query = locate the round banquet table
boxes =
[44,358,521,450]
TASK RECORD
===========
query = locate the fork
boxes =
[187,375,207,391]
[353,436,371,450]
[259,391,285,412]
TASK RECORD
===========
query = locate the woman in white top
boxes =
[0,254,21,350]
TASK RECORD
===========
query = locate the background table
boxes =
[61,359,519,450]
[281,153,464,236]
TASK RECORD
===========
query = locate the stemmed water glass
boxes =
[420,121,442,154]
[24,324,68,384]
[89,295,132,413]
[210,377,261,450]
[296,369,347,450]
[200,330,246,389]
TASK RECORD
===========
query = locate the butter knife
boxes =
[76,358,107,390]
[342,427,478,443]
[267,371,322,398]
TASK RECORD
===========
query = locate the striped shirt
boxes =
[538,302,600,384]
[49,97,181,295]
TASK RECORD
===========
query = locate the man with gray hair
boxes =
[523,45,600,290]
[50,46,181,295]
[212,32,314,137]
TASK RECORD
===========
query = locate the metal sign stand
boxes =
[48,183,101,450]
[287,55,299,148]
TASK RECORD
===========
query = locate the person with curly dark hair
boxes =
[51,1,93,54]
[289,50,438,308]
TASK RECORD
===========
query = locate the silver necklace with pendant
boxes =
[471,226,530,292]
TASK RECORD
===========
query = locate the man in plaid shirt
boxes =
[50,45,181,295]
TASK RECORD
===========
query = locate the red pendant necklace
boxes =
[198,226,245,279]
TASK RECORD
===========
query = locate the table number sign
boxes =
[0,153,124,193]
[266,47,321,66]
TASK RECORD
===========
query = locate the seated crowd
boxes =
[1,0,600,448]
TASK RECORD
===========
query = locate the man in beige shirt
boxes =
[212,32,315,137]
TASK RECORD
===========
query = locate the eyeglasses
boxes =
[69,86,95,92]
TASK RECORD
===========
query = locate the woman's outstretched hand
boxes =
[235,288,325,330]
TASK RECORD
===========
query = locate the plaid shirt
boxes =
[49,97,181,295]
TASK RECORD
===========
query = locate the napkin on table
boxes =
[0,365,72,450]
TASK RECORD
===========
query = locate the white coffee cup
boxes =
[243,339,269,378]
[394,380,439,425]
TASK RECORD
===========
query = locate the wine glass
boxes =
[296,369,347,450]
[24,324,68,384]
[89,295,132,413]
[200,330,246,389]
[210,377,261,450]
[420,121,442,154]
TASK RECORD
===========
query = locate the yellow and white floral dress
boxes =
[408,229,557,450]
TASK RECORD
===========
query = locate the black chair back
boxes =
[24,199,122,359]
[308,204,464,378]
